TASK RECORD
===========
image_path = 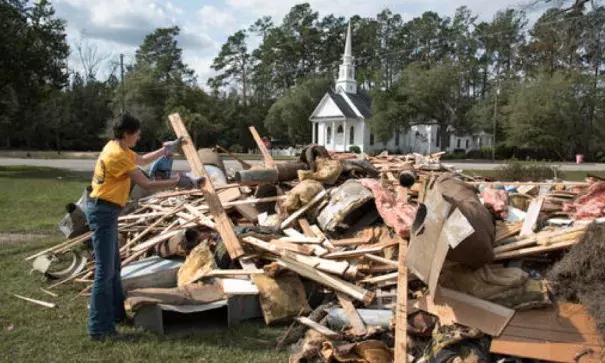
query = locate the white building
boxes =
[309,21,492,154]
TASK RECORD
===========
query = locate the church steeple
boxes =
[336,20,356,94]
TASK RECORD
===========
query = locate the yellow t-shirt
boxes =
[90,140,138,207]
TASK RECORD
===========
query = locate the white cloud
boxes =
[197,5,238,32]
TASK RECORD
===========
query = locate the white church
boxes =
[309,22,493,155]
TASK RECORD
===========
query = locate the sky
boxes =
[52,0,547,85]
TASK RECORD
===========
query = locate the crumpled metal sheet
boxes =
[32,250,87,280]
[317,180,374,233]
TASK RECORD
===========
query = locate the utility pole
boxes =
[120,53,125,114]
[492,79,499,162]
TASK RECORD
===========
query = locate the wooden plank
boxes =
[249,126,276,168]
[298,219,315,237]
[283,228,305,238]
[25,231,92,261]
[494,239,579,260]
[520,198,544,236]
[490,303,603,363]
[336,293,367,336]
[280,190,328,229]
[414,287,515,337]
[242,236,283,256]
[364,254,398,268]
[331,236,372,246]
[360,272,399,284]
[131,230,182,252]
[283,252,350,276]
[169,113,244,259]
[120,203,185,253]
[13,294,56,308]
[40,288,59,298]
[278,256,374,304]
[206,269,264,276]
[394,237,408,363]
[295,317,342,340]
[182,205,216,229]
[216,144,252,170]
[269,239,315,256]
[324,247,383,260]
[278,236,323,244]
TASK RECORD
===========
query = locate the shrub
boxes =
[349,145,361,154]
[441,152,467,160]
[495,158,561,181]
[229,144,244,153]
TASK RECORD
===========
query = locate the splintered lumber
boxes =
[495,222,523,243]
[249,126,276,168]
[287,253,350,276]
[278,236,323,244]
[324,247,383,260]
[118,212,166,221]
[25,231,92,261]
[170,113,244,259]
[494,239,580,260]
[216,144,252,170]
[494,224,587,254]
[414,287,515,336]
[490,302,603,362]
[243,236,283,256]
[469,181,589,187]
[331,236,372,246]
[278,256,374,304]
[131,230,183,252]
[40,288,59,298]
[361,272,399,284]
[120,203,185,253]
[365,254,398,268]
[336,293,367,336]
[280,190,328,229]
[183,204,216,229]
[13,294,56,308]
[206,269,264,277]
[269,239,315,255]
[394,236,408,363]
[295,317,342,340]
[298,219,315,237]
[520,198,544,236]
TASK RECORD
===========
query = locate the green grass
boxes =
[0,237,289,363]
[0,150,296,161]
[464,169,605,182]
[0,166,90,233]
[0,166,289,362]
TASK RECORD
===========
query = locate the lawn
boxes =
[464,169,605,182]
[0,166,289,363]
[0,150,296,161]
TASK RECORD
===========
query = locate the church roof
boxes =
[326,91,357,118]
[343,90,372,119]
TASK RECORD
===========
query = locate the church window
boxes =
[327,127,332,144]
[466,139,469,149]
[314,123,319,143]
[348,69,353,78]
[436,128,440,147]
[395,129,400,147]
[349,126,355,144]
[337,125,343,133]
[456,138,461,148]
[370,133,374,145]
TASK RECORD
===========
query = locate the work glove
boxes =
[163,137,185,157]
[177,173,205,189]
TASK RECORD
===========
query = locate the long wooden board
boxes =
[169,113,244,259]
[249,126,276,168]
[520,198,544,236]
[490,303,604,363]
[394,238,408,363]
[336,293,367,336]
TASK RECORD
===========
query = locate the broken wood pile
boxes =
[26,115,605,362]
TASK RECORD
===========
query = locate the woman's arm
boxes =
[128,168,178,191]
[135,148,166,166]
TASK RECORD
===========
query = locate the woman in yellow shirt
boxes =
[87,114,202,341]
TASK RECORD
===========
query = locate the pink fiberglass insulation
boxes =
[358,178,417,237]
[563,181,605,219]
[482,188,510,220]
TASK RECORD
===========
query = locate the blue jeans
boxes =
[85,199,125,336]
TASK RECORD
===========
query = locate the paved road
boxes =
[1,157,605,172]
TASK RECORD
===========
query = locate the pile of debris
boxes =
[23,113,605,362]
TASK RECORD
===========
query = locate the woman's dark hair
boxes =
[112,114,141,139]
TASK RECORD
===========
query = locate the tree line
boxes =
[2,1,604,160]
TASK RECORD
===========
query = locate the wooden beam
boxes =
[206,269,264,276]
[364,254,398,268]
[494,239,579,260]
[280,190,328,229]
[13,294,56,308]
[298,219,315,237]
[278,236,323,244]
[25,231,92,261]
[394,239,408,363]
[278,256,373,304]
[119,203,185,253]
[249,126,276,168]
[169,113,245,259]
[294,317,342,340]
[520,198,544,237]
[331,236,372,246]
[360,272,399,284]
[336,293,368,336]
[216,144,252,170]
[324,247,383,260]
[269,239,315,256]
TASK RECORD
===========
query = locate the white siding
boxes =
[314,97,345,118]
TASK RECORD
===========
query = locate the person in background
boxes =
[86,114,203,342]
